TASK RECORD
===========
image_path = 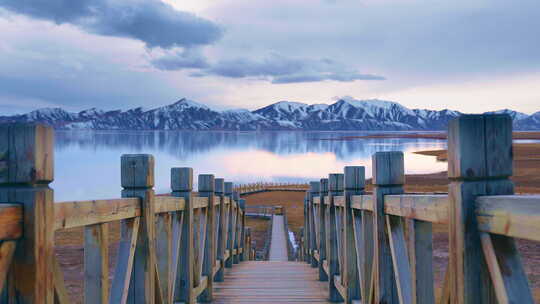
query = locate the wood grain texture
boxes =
[384,195,448,224]
[0,204,22,240]
[54,198,141,230]
[198,174,215,302]
[213,261,331,303]
[343,166,364,303]
[121,154,156,304]
[0,241,16,294]
[326,173,344,302]
[372,151,403,303]
[84,223,109,304]
[318,178,329,282]
[154,196,185,213]
[447,114,515,304]
[173,168,195,303]
[476,195,540,241]
[0,124,54,184]
[386,215,413,304]
[109,217,140,304]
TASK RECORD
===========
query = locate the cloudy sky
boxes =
[0,0,539,114]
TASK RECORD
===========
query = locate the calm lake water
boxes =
[52,130,447,201]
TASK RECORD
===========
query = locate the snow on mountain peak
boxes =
[166,98,213,111]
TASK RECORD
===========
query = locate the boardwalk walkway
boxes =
[213,215,330,303]
[269,215,288,261]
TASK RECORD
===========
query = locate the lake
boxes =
[52,130,447,201]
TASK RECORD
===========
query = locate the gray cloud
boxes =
[153,52,385,83]
[150,48,209,70]
[0,0,223,48]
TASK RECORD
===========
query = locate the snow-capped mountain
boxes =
[1,97,538,131]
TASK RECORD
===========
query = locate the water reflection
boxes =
[53,131,446,201]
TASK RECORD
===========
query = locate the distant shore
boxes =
[317,131,540,141]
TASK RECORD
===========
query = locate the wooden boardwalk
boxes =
[212,215,330,303]
[268,215,288,261]
[213,262,330,303]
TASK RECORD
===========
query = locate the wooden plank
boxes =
[120,154,156,303]
[154,196,185,213]
[480,233,533,304]
[193,275,208,298]
[168,211,183,303]
[343,166,364,303]
[309,182,320,268]
[350,195,373,212]
[447,114,514,304]
[359,209,374,301]
[172,167,195,304]
[155,213,171,303]
[476,195,540,241]
[84,223,109,304]
[0,124,55,304]
[0,204,22,240]
[318,178,329,281]
[326,173,344,302]
[384,195,449,224]
[53,256,70,304]
[0,241,16,294]
[372,151,403,303]
[215,178,226,282]
[109,217,140,304]
[198,174,215,302]
[407,219,434,304]
[225,182,235,268]
[193,196,210,209]
[386,215,413,304]
[55,198,141,230]
[334,196,345,207]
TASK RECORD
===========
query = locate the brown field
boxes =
[54,140,540,302]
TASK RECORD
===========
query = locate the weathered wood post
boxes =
[0,124,54,304]
[244,227,252,261]
[303,194,309,263]
[172,167,195,304]
[198,174,215,302]
[214,178,226,281]
[309,182,320,268]
[372,151,403,303]
[238,198,246,261]
[343,166,365,303]
[224,182,235,268]
[447,114,530,303]
[327,173,344,302]
[318,178,329,281]
[120,154,156,303]
[233,191,241,264]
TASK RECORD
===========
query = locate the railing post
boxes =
[224,182,234,268]
[303,194,310,263]
[327,173,344,302]
[318,178,329,281]
[171,168,195,304]
[198,174,215,302]
[447,114,523,303]
[238,198,246,261]
[232,191,241,264]
[214,178,226,281]
[0,124,55,304]
[309,182,320,268]
[343,166,365,303]
[244,227,252,261]
[120,154,156,303]
[372,151,403,303]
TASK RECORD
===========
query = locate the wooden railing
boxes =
[0,124,254,304]
[302,114,539,304]
[234,182,308,195]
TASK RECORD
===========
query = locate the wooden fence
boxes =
[301,114,539,304]
[0,124,254,304]
[234,182,308,195]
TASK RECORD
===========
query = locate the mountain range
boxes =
[2,97,539,131]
